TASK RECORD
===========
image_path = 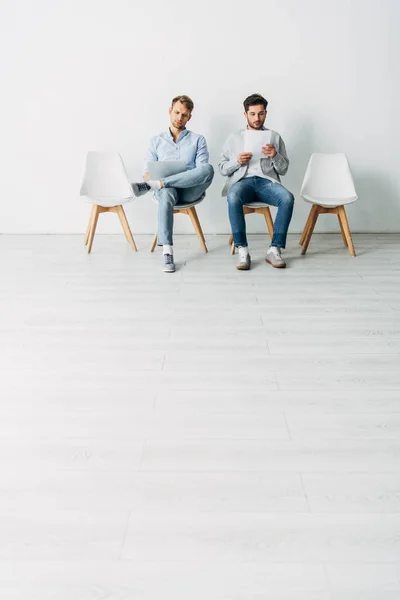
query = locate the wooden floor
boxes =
[1,233,400,599]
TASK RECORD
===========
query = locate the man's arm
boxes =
[218,134,243,177]
[271,136,289,176]
[195,135,209,166]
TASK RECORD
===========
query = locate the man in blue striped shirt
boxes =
[132,95,214,272]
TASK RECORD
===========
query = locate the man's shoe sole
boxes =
[236,259,251,271]
[265,258,286,268]
[163,268,175,273]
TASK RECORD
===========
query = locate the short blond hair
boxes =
[171,95,194,112]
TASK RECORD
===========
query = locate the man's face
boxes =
[169,101,192,131]
[245,104,267,129]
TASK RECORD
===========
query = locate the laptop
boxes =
[147,160,187,180]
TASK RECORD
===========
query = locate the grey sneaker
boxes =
[163,253,175,273]
[265,246,286,268]
[132,182,151,197]
[236,247,251,270]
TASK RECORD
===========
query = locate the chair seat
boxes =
[82,195,135,208]
[301,194,358,208]
[152,193,205,210]
[243,202,271,209]
[244,202,270,208]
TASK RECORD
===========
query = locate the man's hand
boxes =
[262,144,277,158]
[237,152,253,165]
[143,172,150,182]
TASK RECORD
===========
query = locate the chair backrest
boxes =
[300,153,358,201]
[80,152,133,203]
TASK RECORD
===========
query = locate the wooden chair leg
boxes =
[87,205,101,254]
[337,206,356,256]
[337,212,348,246]
[229,233,237,254]
[84,205,96,246]
[264,208,274,240]
[191,207,207,245]
[115,206,137,251]
[299,206,316,246]
[150,234,158,252]
[187,207,208,253]
[301,205,319,255]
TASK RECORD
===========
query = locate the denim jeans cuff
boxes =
[271,235,286,248]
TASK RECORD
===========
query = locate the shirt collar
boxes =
[168,128,189,142]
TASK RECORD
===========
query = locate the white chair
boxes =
[299,153,358,256]
[228,203,274,255]
[80,151,137,253]
[149,194,208,253]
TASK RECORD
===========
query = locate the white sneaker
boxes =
[265,246,286,268]
[236,246,251,270]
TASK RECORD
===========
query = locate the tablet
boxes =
[147,160,187,179]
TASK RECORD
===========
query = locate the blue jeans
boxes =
[227,176,294,248]
[155,164,214,246]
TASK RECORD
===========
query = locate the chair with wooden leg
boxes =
[228,203,274,255]
[80,152,137,254]
[150,195,208,253]
[299,153,358,257]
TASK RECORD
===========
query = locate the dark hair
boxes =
[243,93,268,112]
[171,95,194,112]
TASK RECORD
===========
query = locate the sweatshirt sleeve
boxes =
[271,135,289,176]
[218,135,241,177]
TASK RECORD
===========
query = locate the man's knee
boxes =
[200,163,214,182]
[227,189,244,207]
[280,189,295,208]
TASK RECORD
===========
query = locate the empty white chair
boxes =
[299,153,358,256]
[80,152,137,253]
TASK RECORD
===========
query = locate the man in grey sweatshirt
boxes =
[219,93,294,270]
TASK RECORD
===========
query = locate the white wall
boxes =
[0,0,399,234]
